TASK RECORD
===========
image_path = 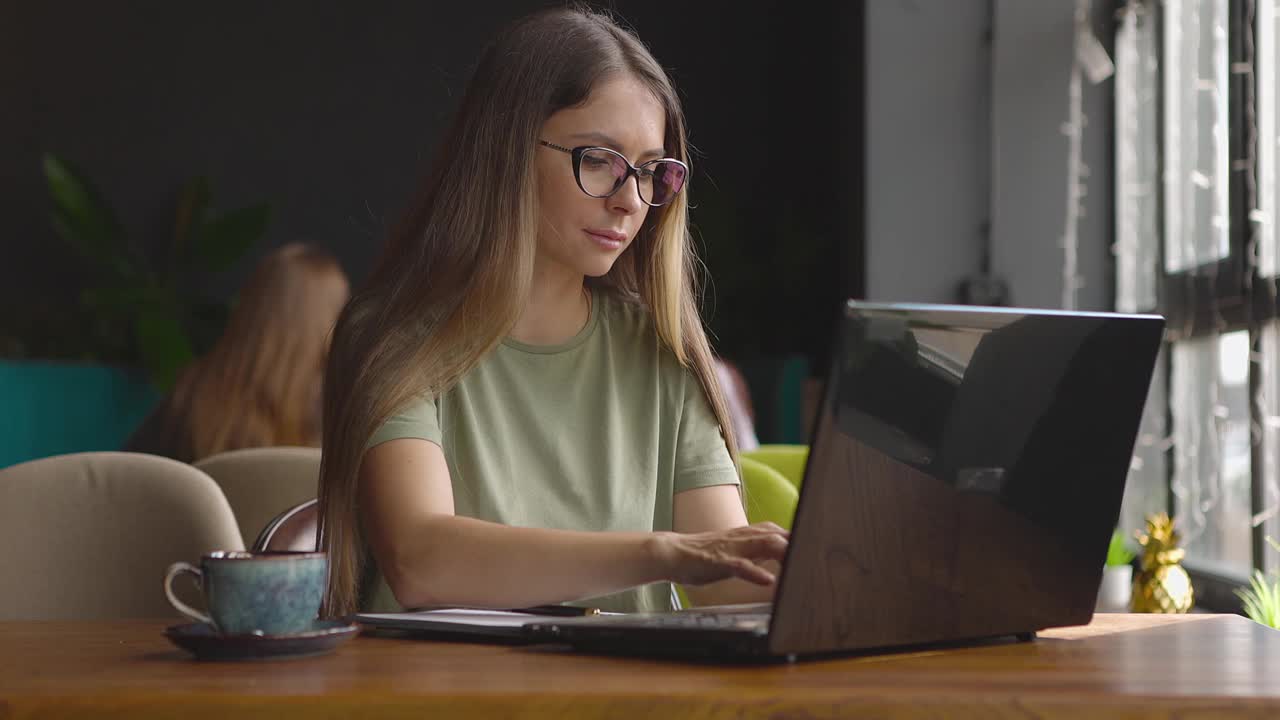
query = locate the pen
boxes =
[508,605,600,617]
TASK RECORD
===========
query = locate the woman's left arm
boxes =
[673,484,783,606]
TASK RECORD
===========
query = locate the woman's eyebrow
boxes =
[568,131,666,160]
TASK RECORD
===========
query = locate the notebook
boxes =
[356,607,625,641]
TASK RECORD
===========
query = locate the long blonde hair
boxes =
[318,6,740,616]
[130,242,349,462]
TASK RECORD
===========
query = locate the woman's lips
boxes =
[585,228,626,249]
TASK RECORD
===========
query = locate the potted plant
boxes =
[0,155,269,469]
[1235,537,1280,629]
[1096,529,1135,612]
[37,153,270,389]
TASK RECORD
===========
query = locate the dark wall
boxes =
[2,1,858,371]
[622,2,859,370]
[3,1,525,295]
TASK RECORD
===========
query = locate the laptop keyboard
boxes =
[610,611,771,632]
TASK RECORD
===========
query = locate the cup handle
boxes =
[163,561,212,625]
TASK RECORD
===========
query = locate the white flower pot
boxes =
[1096,565,1133,612]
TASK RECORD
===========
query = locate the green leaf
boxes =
[1236,570,1280,629]
[51,202,136,280]
[171,176,211,276]
[1271,580,1280,628]
[134,306,195,392]
[193,203,270,272]
[81,285,168,315]
[1262,574,1280,628]
[42,154,137,279]
[1105,530,1135,567]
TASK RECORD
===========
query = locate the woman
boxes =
[319,7,788,616]
[126,242,350,463]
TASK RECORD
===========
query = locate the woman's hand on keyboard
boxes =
[650,522,789,587]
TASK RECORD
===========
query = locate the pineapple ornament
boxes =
[1131,512,1195,613]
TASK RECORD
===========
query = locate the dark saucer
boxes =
[163,619,360,661]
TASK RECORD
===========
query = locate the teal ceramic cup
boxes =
[163,551,327,636]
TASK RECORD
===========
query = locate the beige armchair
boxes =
[194,446,320,549]
[0,451,243,620]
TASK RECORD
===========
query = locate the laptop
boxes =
[524,300,1165,661]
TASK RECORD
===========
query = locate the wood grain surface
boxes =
[1,613,1277,719]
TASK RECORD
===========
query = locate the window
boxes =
[1115,0,1167,542]
[1257,0,1280,574]
[1163,0,1232,274]
[1170,331,1252,576]
[1115,0,1280,605]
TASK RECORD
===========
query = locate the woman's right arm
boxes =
[359,438,788,609]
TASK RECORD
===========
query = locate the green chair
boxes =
[742,444,808,489]
[739,456,799,530]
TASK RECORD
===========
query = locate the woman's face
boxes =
[535,74,668,279]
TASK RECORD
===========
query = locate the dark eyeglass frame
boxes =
[538,140,688,207]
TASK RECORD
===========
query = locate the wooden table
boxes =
[1,613,1277,719]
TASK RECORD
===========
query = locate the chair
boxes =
[739,456,799,530]
[194,446,321,550]
[0,451,243,620]
[253,498,319,552]
[741,444,809,489]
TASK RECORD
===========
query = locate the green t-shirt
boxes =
[361,288,739,613]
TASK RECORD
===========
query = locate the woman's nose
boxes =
[608,176,645,215]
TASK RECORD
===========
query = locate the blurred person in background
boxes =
[126,242,350,463]
[715,358,759,452]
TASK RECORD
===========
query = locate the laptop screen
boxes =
[770,302,1164,655]
[833,304,1162,539]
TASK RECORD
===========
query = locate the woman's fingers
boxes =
[712,530,788,585]
[751,521,789,536]
[726,557,777,586]
[729,526,789,559]
[659,522,791,586]
[744,532,789,562]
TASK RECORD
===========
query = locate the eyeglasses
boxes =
[538,140,688,207]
